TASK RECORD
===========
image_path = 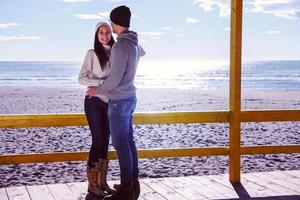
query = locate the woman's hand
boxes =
[86,86,97,97]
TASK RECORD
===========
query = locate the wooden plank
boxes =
[1,110,299,129]
[67,182,87,200]
[158,177,207,200]
[142,178,188,200]
[0,111,230,128]
[243,173,297,196]
[205,174,234,189]
[209,173,277,197]
[229,0,243,183]
[47,183,77,200]
[0,152,89,165]
[0,147,229,165]
[266,171,300,186]
[180,176,228,199]
[283,170,300,179]
[26,185,54,200]
[197,175,240,199]
[1,145,300,165]
[0,188,8,200]
[241,110,300,122]
[267,171,297,179]
[6,186,31,200]
[0,113,87,128]
[189,176,236,199]
[1,110,299,128]
[241,145,300,155]
[251,172,300,193]
[138,147,229,158]
[138,182,165,200]
[134,111,229,124]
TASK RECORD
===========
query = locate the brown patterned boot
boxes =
[98,159,115,195]
[86,162,106,198]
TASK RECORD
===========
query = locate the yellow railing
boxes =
[0,112,299,166]
[1,0,300,183]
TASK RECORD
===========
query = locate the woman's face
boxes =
[97,25,112,45]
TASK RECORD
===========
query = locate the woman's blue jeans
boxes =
[108,96,138,185]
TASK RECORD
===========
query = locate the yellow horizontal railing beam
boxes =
[0,110,300,129]
[241,110,300,122]
[0,113,87,128]
[0,145,299,165]
[0,147,229,165]
[0,111,230,128]
[241,145,300,155]
[134,111,229,124]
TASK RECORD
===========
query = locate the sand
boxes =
[0,87,299,187]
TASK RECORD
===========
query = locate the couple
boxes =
[78,5,145,200]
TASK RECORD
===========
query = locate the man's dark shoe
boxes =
[104,184,134,200]
[133,176,140,200]
[113,177,140,200]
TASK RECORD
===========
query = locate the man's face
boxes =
[110,21,117,33]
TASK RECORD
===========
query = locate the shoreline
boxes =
[1,86,300,114]
[0,86,299,187]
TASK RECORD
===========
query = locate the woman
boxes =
[78,22,115,199]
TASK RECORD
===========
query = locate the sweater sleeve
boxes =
[96,41,128,93]
[78,50,104,86]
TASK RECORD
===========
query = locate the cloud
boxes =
[75,14,104,20]
[176,34,183,37]
[251,0,300,20]
[0,23,21,29]
[107,0,123,2]
[98,12,110,18]
[162,27,172,30]
[132,14,140,19]
[193,0,300,20]
[266,30,280,34]
[224,27,230,31]
[139,32,163,42]
[186,17,199,24]
[193,0,230,18]
[75,12,109,20]
[0,35,41,42]
[139,32,164,37]
[59,0,91,3]
[148,37,161,40]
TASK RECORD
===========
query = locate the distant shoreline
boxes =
[1,60,299,90]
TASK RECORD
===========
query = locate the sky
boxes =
[0,0,300,62]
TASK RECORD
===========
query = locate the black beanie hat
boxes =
[110,5,131,27]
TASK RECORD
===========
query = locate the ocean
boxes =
[0,60,299,90]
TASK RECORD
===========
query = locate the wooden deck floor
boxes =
[1,170,300,200]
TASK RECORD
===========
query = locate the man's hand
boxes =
[86,86,97,97]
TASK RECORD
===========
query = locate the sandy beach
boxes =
[0,87,299,187]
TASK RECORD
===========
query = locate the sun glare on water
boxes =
[135,60,228,89]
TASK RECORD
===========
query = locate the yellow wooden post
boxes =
[229,0,243,183]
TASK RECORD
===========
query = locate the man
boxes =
[87,5,144,200]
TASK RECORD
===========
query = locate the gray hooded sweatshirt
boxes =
[96,31,145,100]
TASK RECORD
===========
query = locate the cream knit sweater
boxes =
[78,46,110,103]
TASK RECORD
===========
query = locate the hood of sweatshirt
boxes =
[117,31,138,45]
